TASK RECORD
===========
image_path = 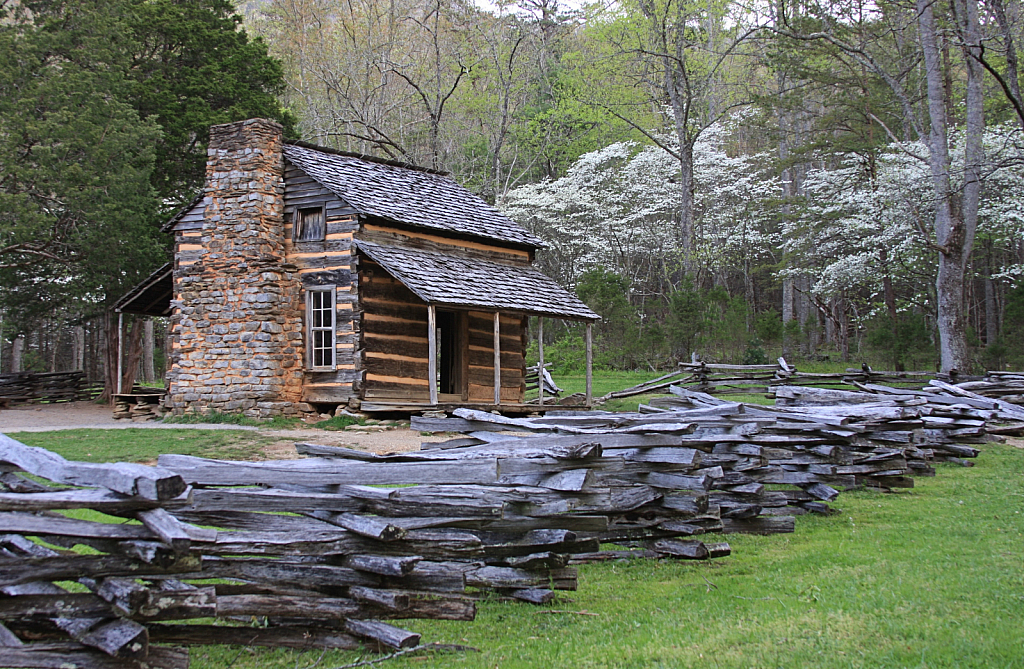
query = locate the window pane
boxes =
[312,331,329,367]
[311,292,324,328]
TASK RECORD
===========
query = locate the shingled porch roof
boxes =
[113,263,173,317]
[355,240,599,321]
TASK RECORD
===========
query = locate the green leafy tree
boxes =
[755,308,783,347]
[667,278,708,359]
[0,0,162,294]
[576,268,641,368]
[124,0,296,205]
[1000,284,1024,368]
[866,313,935,371]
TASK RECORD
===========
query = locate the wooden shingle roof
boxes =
[283,143,543,249]
[355,240,599,321]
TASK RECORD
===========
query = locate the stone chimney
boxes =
[167,119,305,418]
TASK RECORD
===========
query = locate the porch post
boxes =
[537,317,544,407]
[585,322,593,406]
[116,311,124,395]
[493,311,501,406]
[427,304,438,406]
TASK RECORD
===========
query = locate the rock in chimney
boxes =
[167,118,305,419]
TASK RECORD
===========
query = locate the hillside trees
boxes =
[0,0,295,395]
[586,0,759,272]
[248,0,626,197]
[768,0,992,372]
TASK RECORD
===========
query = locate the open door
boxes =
[435,310,466,400]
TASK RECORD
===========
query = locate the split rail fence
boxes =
[1,377,1021,666]
[597,359,1024,404]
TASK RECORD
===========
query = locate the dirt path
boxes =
[0,401,444,456]
[0,401,258,433]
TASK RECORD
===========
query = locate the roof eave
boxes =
[361,214,543,253]
[160,193,205,233]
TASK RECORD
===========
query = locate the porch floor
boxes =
[358,401,591,415]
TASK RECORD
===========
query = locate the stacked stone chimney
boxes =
[166,119,306,418]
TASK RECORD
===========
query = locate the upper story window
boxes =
[295,205,326,241]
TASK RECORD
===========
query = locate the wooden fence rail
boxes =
[1,377,1016,666]
[0,371,87,405]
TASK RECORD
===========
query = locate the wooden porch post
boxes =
[537,317,544,407]
[116,311,124,395]
[585,322,593,407]
[427,305,438,406]
[493,311,501,406]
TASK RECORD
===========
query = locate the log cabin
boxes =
[117,118,597,418]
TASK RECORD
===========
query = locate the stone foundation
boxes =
[166,119,306,418]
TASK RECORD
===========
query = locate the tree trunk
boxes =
[48,321,58,372]
[838,297,850,362]
[917,0,983,373]
[880,248,901,369]
[101,311,118,403]
[824,297,835,347]
[782,278,794,356]
[143,319,155,383]
[677,141,695,274]
[796,276,810,354]
[985,275,998,346]
[11,335,24,373]
[101,312,145,403]
[74,325,86,371]
[122,318,144,393]
[989,0,1024,130]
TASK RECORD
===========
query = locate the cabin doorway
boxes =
[435,310,466,400]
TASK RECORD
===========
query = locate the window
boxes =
[307,288,335,369]
[294,205,326,241]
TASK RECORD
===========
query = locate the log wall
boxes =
[466,311,526,403]
[358,262,527,404]
[283,163,361,405]
[356,224,529,405]
[359,261,430,400]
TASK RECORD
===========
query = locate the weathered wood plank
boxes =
[0,434,186,500]
[0,553,201,588]
[345,619,421,649]
[0,644,189,669]
[147,623,361,649]
[0,488,192,513]
[343,555,423,577]
[159,454,500,486]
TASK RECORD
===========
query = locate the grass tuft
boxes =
[161,411,302,430]
[315,414,363,431]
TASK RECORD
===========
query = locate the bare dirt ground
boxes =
[0,401,442,457]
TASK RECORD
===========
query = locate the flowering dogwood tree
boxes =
[500,118,777,298]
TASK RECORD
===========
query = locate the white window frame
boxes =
[306,286,336,371]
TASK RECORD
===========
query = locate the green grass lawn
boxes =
[8,428,283,463]
[9,422,1023,668]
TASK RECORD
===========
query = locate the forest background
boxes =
[1,0,1023,396]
